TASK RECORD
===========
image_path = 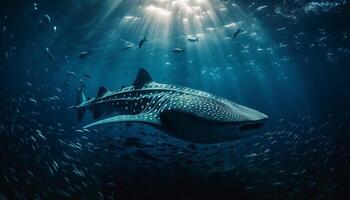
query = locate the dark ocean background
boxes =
[0,0,350,199]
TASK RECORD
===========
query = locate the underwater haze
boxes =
[0,0,350,199]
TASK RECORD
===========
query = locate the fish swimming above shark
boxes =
[76,68,268,143]
[138,36,147,48]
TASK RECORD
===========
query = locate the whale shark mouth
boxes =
[239,121,264,132]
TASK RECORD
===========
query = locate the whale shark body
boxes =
[77,68,268,143]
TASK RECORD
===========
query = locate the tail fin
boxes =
[76,88,87,122]
[196,38,199,42]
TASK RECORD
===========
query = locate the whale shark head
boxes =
[159,93,268,143]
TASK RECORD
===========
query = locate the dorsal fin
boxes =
[132,68,152,87]
[97,86,108,97]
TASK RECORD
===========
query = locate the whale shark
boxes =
[76,68,268,143]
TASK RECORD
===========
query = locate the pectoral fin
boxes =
[83,114,162,129]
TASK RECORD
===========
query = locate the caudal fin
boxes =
[76,88,87,122]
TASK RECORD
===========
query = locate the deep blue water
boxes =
[0,0,350,199]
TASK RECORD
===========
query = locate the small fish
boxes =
[138,36,147,48]
[256,5,269,11]
[123,42,135,51]
[36,129,46,140]
[79,51,90,59]
[29,98,38,104]
[84,74,92,78]
[244,153,258,158]
[43,14,51,24]
[64,81,71,87]
[172,48,185,54]
[206,27,215,31]
[233,29,242,39]
[187,36,199,42]
[45,48,55,62]
[123,45,133,51]
[79,79,85,84]
[67,70,77,77]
